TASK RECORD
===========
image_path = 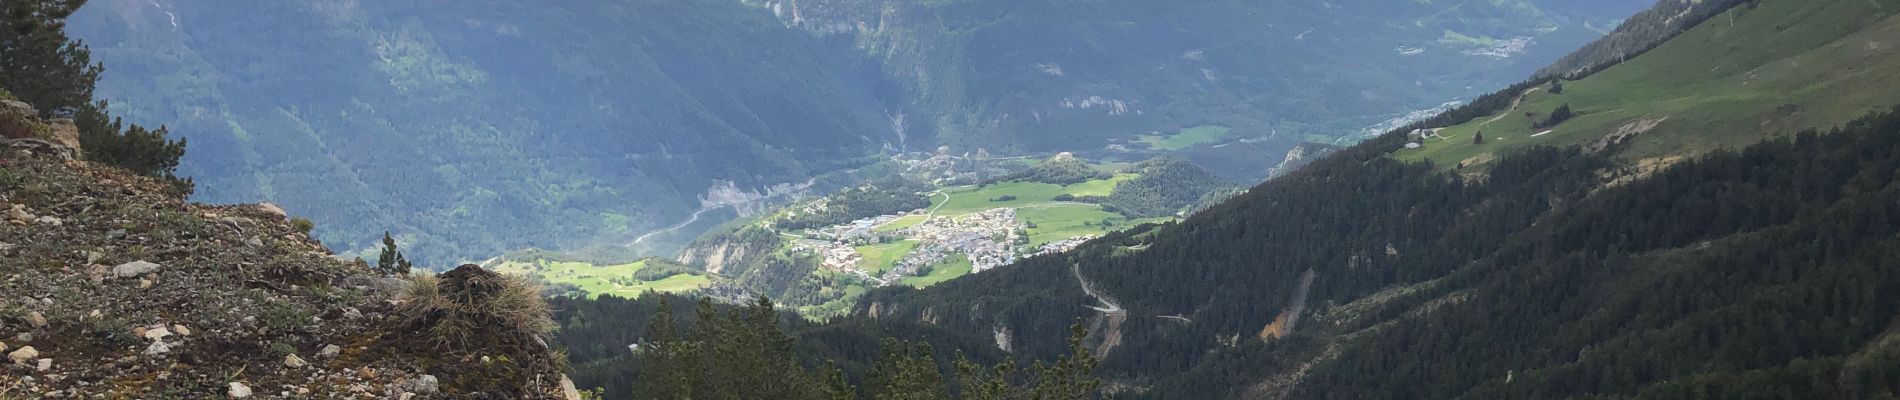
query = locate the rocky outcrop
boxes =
[0,137,567,397]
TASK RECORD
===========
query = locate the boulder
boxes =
[7,346,36,365]
[113,261,162,278]
[46,118,79,151]
[316,344,341,359]
[5,206,31,223]
[408,375,439,394]
[561,375,582,400]
[343,274,412,297]
[228,382,252,398]
[283,354,307,368]
[24,311,46,328]
[0,99,33,116]
[253,203,287,220]
[144,340,170,355]
[142,326,172,341]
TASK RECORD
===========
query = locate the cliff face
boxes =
[0,105,571,398]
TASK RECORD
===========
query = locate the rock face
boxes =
[47,118,80,151]
[560,375,582,400]
[0,99,33,116]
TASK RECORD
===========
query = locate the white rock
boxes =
[144,341,170,355]
[4,207,31,223]
[227,382,252,398]
[172,324,191,336]
[143,326,172,341]
[316,344,341,359]
[35,358,51,371]
[283,354,307,368]
[112,261,161,278]
[341,307,363,319]
[254,203,287,219]
[7,346,37,365]
[24,311,46,328]
[400,393,416,400]
[34,216,60,226]
[408,375,439,394]
[561,375,582,400]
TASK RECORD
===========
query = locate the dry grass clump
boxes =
[398,264,555,352]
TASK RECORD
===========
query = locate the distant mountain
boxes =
[66,0,1645,264]
[850,0,1900,397]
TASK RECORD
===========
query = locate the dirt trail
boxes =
[1482,86,1544,125]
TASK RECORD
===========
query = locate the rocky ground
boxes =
[0,109,574,398]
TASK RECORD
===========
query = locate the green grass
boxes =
[933,174,1133,215]
[901,254,974,288]
[1439,30,1500,46]
[1019,204,1131,248]
[491,259,712,299]
[855,240,920,273]
[874,214,927,232]
[1137,125,1232,150]
[1395,0,1900,170]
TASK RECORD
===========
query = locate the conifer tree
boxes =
[376,232,413,275]
[1474,131,1485,145]
[2,0,189,192]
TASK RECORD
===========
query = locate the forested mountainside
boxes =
[64,0,1645,264]
[64,0,897,265]
[757,0,1648,152]
[808,0,1900,397]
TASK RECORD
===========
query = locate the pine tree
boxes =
[870,339,949,400]
[376,232,412,275]
[1,0,97,115]
[634,296,687,400]
[2,0,189,192]
[1029,321,1102,399]
[1474,131,1486,145]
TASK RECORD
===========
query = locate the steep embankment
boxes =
[0,105,573,398]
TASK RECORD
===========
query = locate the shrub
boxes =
[398,265,555,352]
[290,217,315,234]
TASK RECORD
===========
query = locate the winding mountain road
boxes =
[1073,262,1124,314]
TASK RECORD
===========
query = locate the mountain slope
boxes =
[1398,0,1900,170]
[0,110,573,398]
[66,0,898,264]
[764,0,1650,152]
[848,0,1900,397]
[64,0,1646,264]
